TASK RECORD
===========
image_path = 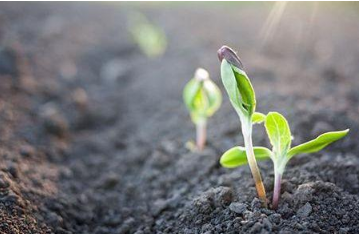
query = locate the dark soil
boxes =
[1,2,359,234]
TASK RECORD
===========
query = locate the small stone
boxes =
[213,186,233,206]
[293,183,314,206]
[193,193,214,215]
[296,202,312,218]
[229,202,247,215]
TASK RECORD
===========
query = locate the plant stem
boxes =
[196,120,207,151]
[272,171,282,210]
[242,121,267,207]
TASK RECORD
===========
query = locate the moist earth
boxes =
[1,2,359,234]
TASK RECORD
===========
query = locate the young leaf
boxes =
[252,112,266,124]
[202,80,222,117]
[217,45,244,69]
[220,146,272,168]
[183,79,202,112]
[220,59,256,118]
[232,65,256,115]
[220,59,242,111]
[287,129,349,158]
[183,69,222,124]
[128,12,167,58]
[265,112,291,156]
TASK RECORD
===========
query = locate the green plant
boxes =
[183,68,222,151]
[217,46,267,206]
[221,111,349,209]
[128,12,167,58]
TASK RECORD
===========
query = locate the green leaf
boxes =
[252,112,266,124]
[202,80,222,117]
[183,79,202,113]
[220,146,272,168]
[265,112,291,156]
[128,12,167,58]
[287,129,349,158]
[220,59,256,118]
[183,74,222,124]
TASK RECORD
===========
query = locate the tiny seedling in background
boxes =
[217,45,267,206]
[128,12,167,58]
[221,111,348,209]
[183,68,222,151]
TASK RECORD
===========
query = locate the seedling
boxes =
[128,12,167,58]
[183,68,222,151]
[221,112,349,209]
[217,46,267,206]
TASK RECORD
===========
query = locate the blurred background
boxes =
[1,2,359,233]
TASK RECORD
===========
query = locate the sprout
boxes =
[221,111,349,209]
[183,68,222,151]
[218,45,267,206]
[128,12,167,58]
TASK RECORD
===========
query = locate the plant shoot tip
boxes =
[217,45,244,69]
[195,68,209,81]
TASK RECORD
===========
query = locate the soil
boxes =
[1,2,359,234]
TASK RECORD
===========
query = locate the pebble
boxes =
[293,183,314,205]
[297,202,312,218]
[213,186,233,206]
[229,202,247,215]
[193,193,214,215]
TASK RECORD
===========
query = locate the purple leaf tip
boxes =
[217,45,244,70]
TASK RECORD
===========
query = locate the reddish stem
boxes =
[242,123,267,207]
[196,121,206,151]
[272,172,282,209]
